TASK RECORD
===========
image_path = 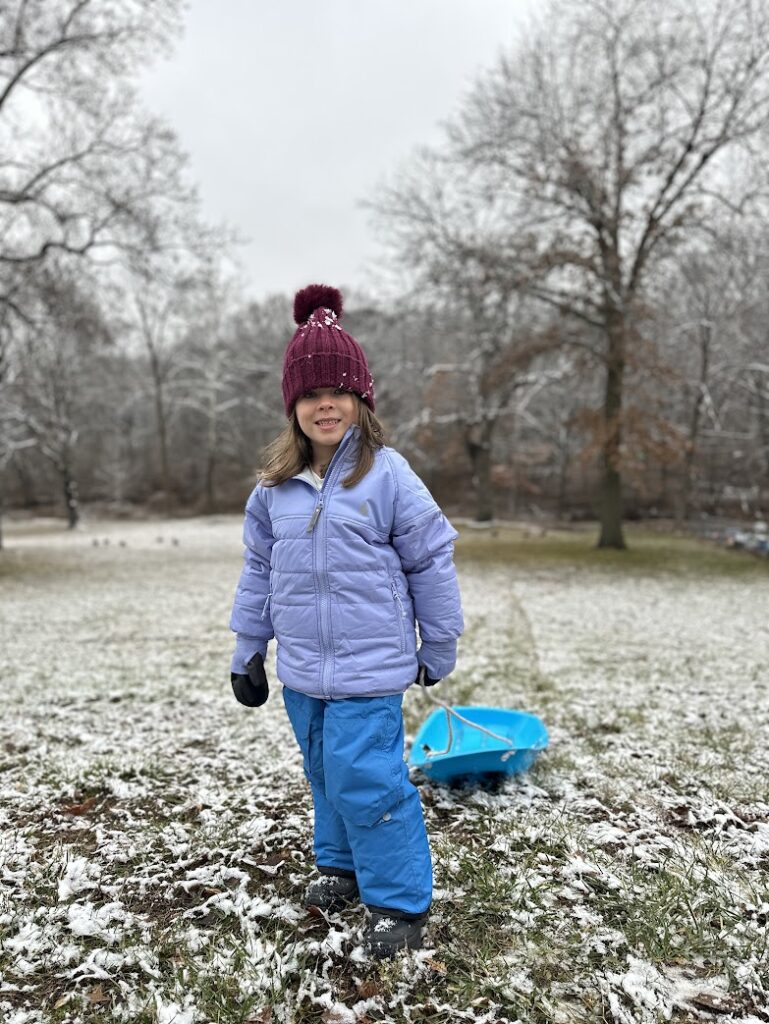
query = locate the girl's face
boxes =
[295,387,359,456]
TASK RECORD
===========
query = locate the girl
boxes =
[229,284,463,958]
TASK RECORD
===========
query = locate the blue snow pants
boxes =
[282,686,432,916]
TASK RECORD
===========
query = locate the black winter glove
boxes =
[415,665,441,688]
[231,652,269,707]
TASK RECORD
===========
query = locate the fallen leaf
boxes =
[63,796,98,816]
[53,993,72,1009]
[689,992,741,1014]
[88,983,110,1005]
[263,847,292,866]
[356,980,381,998]
[426,957,447,974]
[245,1010,273,1024]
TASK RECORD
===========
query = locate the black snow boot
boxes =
[305,869,359,914]
[366,909,427,959]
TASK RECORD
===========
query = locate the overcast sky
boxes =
[138,1,535,302]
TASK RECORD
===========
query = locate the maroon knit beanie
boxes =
[282,284,375,417]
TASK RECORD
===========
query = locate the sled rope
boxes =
[417,675,516,760]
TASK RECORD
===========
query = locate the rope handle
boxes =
[416,673,517,761]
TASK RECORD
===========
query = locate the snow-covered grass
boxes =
[1,517,767,1024]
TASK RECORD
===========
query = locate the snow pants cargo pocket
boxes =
[322,695,407,828]
[282,689,408,829]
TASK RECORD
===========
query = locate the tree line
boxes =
[2,0,769,550]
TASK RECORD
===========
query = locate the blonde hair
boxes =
[260,399,386,488]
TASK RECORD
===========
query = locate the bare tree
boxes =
[0,0,218,535]
[172,272,268,511]
[0,307,35,547]
[654,228,756,520]
[6,264,112,527]
[0,0,189,305]
[374,0,769,546]
[729,227,769,514]
[362,203,563,520]
[225,293,296,473]
[411,300,558,522]
[122,268,197,499]
[744,362,769,512]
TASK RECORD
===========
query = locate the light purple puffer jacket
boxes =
[230,426,463,699]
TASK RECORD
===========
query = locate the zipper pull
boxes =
[261,592,272,619]
[307,494,324,533]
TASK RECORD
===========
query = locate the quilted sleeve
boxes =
[388,451,464,680]
[229,486,276,674]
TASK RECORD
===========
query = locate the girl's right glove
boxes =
[231,652,269,707]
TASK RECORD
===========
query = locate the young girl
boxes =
[229,284,463,958]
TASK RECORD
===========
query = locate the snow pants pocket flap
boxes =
[323,696,407,829]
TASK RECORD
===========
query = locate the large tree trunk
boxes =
[597,323,626,549]
[466,419,495,522]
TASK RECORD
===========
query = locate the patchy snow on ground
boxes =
[0,516,767,1023]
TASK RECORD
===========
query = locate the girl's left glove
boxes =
[415,666,441,688]
[231,652,269,707]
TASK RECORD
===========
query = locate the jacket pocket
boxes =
[390,576,407,655]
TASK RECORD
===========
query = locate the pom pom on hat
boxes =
[282,284,375,416]
[294,284,343,325]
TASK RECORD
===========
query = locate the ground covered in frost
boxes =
[0,516,767,1024]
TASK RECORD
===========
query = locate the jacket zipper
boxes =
[391,578,407,655]
[307,430,355,697]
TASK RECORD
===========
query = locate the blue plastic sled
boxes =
[409,705,549,784]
